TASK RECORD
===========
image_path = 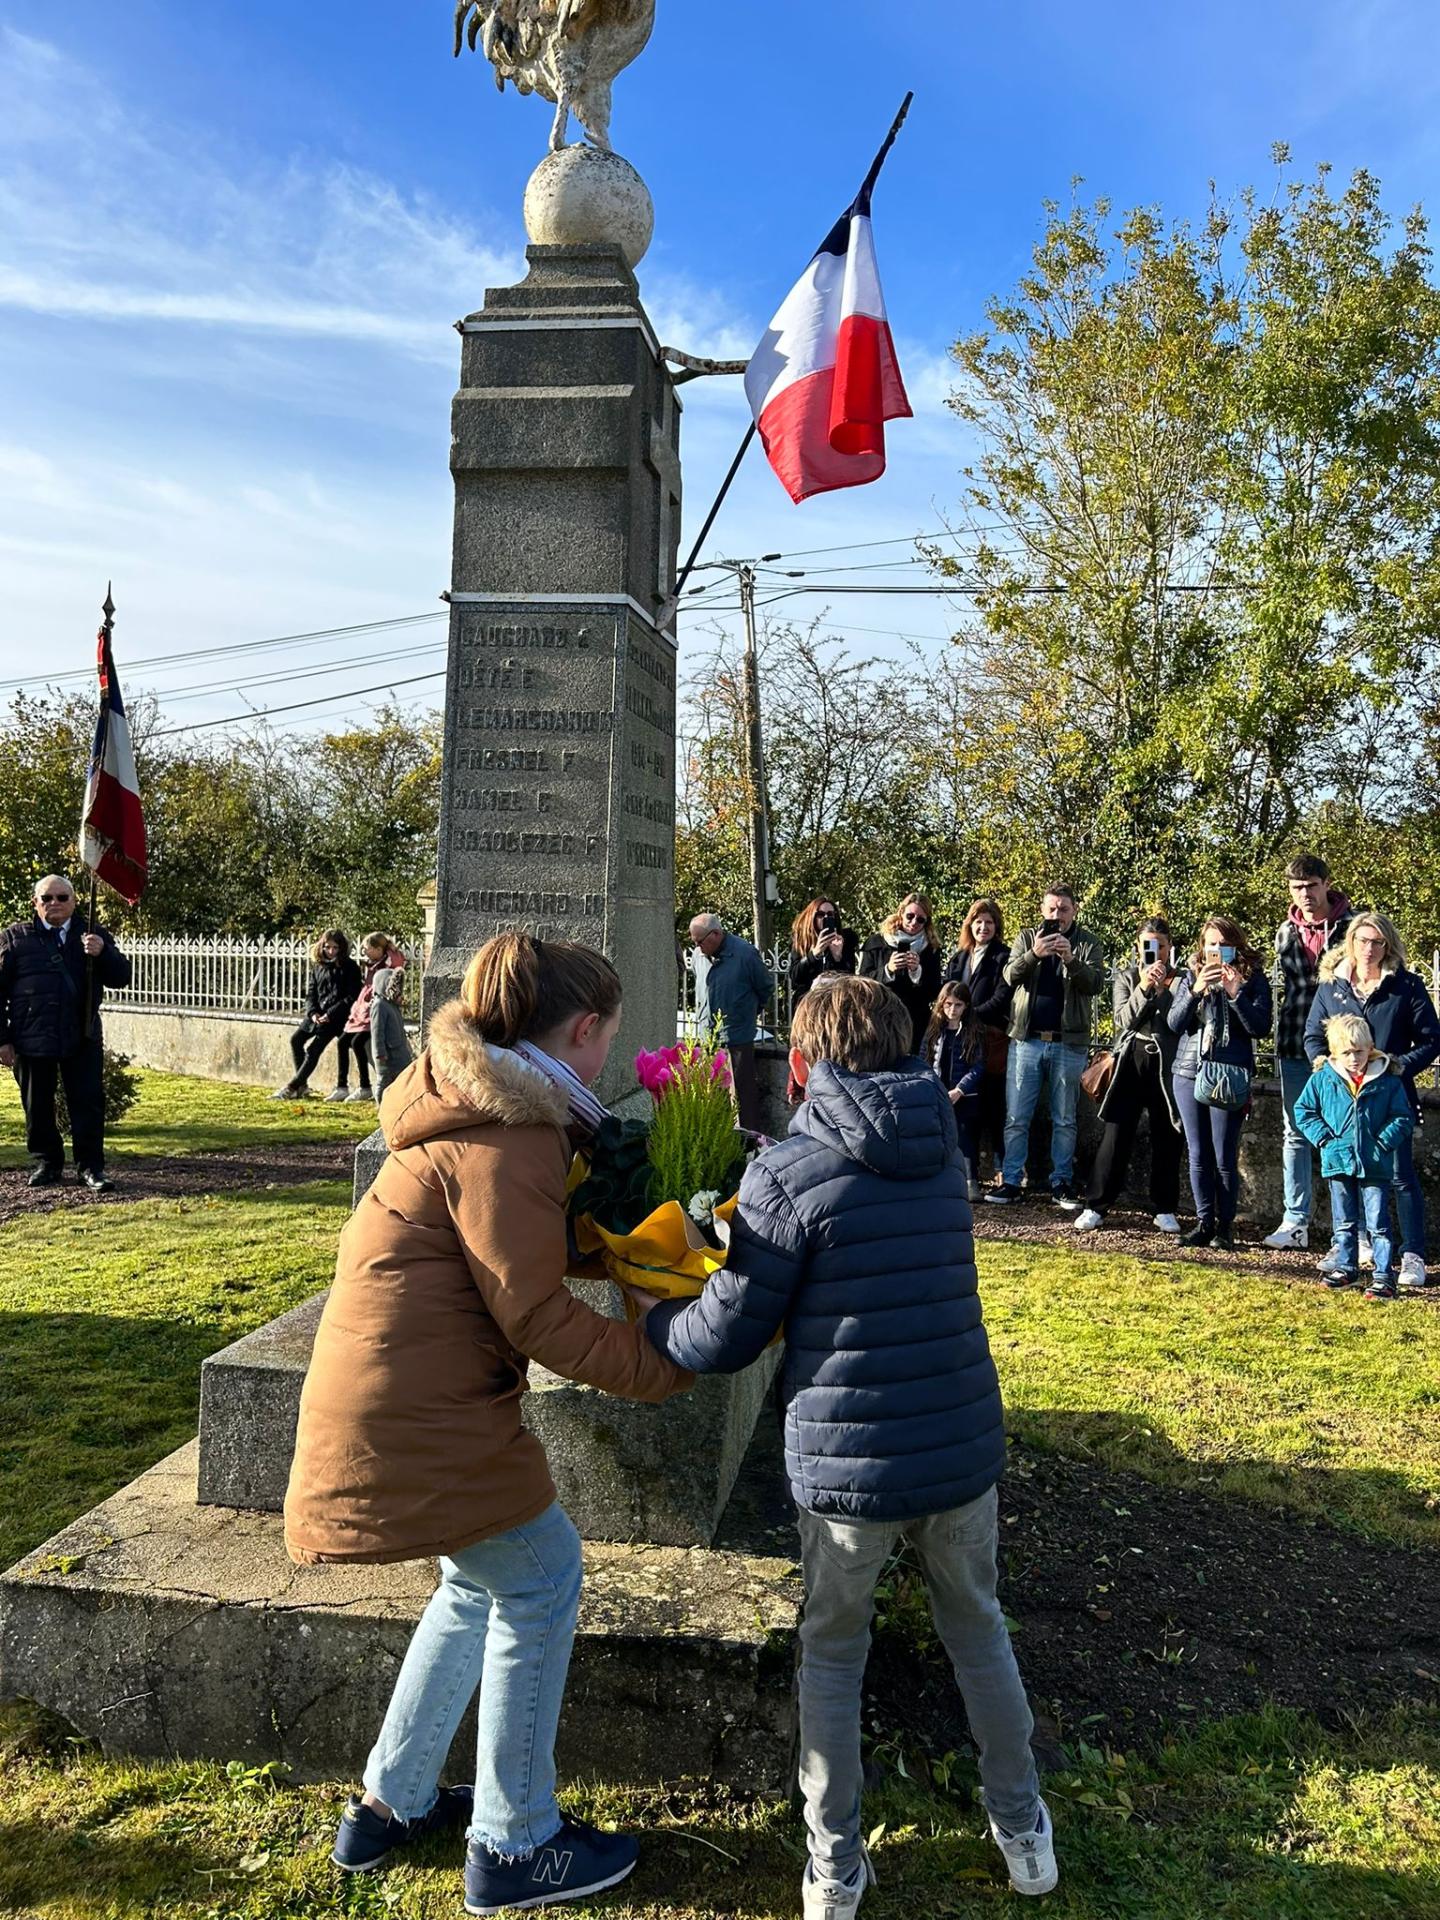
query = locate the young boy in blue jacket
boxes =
[1294,1013,1414,1300]
[643,975,1056,1911]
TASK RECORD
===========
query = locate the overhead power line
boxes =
[150,670,446,737]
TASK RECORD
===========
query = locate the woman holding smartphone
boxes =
[1073,916,1183,1234]
[859,892,943,1053]
[1168,916,1273,1249]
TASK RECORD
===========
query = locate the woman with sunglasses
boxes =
[858,893,942,1054]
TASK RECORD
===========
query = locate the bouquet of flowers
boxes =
[569,1037,755,1306]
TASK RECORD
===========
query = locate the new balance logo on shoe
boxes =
[531,1848,574,1888]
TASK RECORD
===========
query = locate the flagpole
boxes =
[82,585,114,1041]
[661,90,915,627]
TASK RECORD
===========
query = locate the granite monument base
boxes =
[1,1437,801,1791]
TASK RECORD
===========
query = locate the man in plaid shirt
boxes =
[1262,854,1352,1251]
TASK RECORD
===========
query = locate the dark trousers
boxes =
[1088,1049,1182,1213]
[290,1020,339,1088]
[337,1031,372,1091]
[1173,1075,1247,1228]
[16,1043,106,1173]
[730,1043,763,1134]
[977,1062,1007,1164]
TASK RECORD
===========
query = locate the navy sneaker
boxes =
[331,1785,473,1872]
[464,1816,639,1914]
[1323,1269,1359,1292]
[985,1183,1024,1206]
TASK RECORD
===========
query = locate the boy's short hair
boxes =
[791,975,911,1073]
[1324,1012,1372,1052]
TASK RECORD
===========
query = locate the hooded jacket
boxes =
[0,913,131,1057]
[645,1059,1005,1523]
[1293,1052,1414,1182]
[284,1001,690,1566]
[1303,954,1440,1116]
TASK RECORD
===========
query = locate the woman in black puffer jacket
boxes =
[277,930,362,1099]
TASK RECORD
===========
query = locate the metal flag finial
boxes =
[102,583,115,628]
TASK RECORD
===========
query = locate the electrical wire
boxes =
[150,670,445,737]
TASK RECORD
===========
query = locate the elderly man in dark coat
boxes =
[0,874,132,1191]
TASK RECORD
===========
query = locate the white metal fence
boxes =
[109,933,422,1017]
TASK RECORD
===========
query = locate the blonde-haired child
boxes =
[1294,1013,1413,1300]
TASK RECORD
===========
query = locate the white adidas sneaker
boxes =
[989,1798,1059,1897]
[801,1845,875,1920]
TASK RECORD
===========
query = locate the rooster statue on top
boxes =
[453,0,656,152]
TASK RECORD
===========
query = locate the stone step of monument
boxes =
[0,1440,801,1792]
[198,1257,781,1549]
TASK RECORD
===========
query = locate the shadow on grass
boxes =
[1008,1402,1439,1550]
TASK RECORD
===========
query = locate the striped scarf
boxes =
[512,1039,610,1139]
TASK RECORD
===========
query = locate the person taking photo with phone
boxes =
[1073,917,1184,1235]
[943,898,1012,1184]
[790,899,859,1005]
[1168,916,1273,1249]
[858,892,942,1054]
[987,885,1105,1209]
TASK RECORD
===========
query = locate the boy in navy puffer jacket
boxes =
[644,975,1056,1911]
[1295,1014,1413,1300]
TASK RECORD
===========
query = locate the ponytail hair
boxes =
[461,931,621,1048]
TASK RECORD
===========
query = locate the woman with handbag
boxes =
[1167,916,1273,1249]
[942,898,1012,1183]
[1073,917,1184,1235]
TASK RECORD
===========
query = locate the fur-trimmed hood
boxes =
[380,999,569,1148]
[1318,949,1399,986]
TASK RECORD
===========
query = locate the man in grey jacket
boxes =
[689,912,773,1133]
[986,883,1105,1209]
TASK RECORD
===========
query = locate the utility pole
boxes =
[736,562,776,955]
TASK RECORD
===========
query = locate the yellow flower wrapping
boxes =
[573,1197,739,1314]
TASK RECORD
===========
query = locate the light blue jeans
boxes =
[1001,1038,1087,1188]
[796,1489,1040,1884]
[1329,1178,1393,1278]
[363,1502,582,1858]
[1278,1055,1317,1226]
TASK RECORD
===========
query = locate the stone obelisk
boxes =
[424,218,681,1102]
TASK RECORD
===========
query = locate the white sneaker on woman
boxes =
[989,1798,1059,1896]
[1073,1208,1105,1232]
[1153,1213,1181,1234]
[1262,1221,1308,1250]
[325,1087,350,1104]
[1399,1252,1428,1290]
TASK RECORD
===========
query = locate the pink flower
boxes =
[635,1044,688,1096]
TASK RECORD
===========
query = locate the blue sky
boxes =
[3,1,1440,732]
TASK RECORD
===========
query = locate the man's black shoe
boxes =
[1179,1222,1214,1247]
[331,1784,473,1872]
[1211,1227,1234,1252]
[1050,1182,1081,1210]
[80,1170,114,1194]
[27,1164,62,1189]
[984,1183,1024,1206]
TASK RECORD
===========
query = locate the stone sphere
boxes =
[523,145,654,269]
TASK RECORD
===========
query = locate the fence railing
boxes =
[109,933,423,1017]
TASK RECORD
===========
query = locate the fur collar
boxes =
[384,999,570,1145]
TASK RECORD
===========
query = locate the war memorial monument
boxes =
[0,0,800,1790]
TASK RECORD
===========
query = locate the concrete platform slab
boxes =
[1,1440,801,1790]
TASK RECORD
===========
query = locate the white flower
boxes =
[687,1189,721,1224]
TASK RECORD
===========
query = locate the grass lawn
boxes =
[1,1069,1438,1914]
[0,1064,379,1168]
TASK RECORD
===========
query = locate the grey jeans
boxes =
[796,1486,1040,1881]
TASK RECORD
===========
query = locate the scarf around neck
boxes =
[509,1039,610,1139]
[886,928,930,954]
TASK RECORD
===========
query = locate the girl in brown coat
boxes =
[284,933,690,1909]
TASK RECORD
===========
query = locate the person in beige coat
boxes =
[284,932,691,1911]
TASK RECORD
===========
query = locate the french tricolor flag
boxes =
[80,618,147,905]
[745,180,912,505]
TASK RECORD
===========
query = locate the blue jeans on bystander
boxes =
[362,1501,583,1859]
[1001,1039,1087,1190]
[1277,1054,1317,1227]
[1330,1177,1394,1278]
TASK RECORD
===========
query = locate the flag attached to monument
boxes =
[744,178,912,505]
[80,615,147,904]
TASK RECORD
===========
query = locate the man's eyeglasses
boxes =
[38,894,72,904]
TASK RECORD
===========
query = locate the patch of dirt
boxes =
[0,1141,357,1225]
[869,1439,1440,1757]
[974,1195,1439,1303]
